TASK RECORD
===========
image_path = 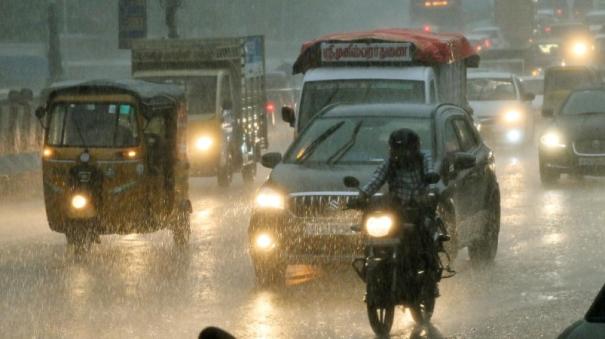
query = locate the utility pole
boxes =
[160,0,183,39]
[47,1,63,83]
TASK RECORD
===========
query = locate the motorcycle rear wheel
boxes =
[367,304,395,337]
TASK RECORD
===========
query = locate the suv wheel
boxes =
[469,190,500,267]
[539,157,560,185]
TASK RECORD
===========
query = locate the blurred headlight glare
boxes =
[255,189,285,209]
[195,136,213,151]
[365,215,394,238]
[541,132,566,148]
[504,110,522,123]
[71,194,88,210]
[572,41,589,56]
[255,233,275,250]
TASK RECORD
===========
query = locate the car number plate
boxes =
[304,222,356,236]
[579,157,605,167]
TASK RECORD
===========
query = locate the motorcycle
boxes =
[343,174,448,337]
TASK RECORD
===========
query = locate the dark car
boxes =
[539,88,605,184]
[248,103,501,284]
[558,283,605,338]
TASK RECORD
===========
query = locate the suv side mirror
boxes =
[454,152,476,171]
[523,92,536,102]
[424,172,441,184]
[261,152,282,169]
[343,176,360,188]
[542,107,554,118]
[281,106,295,127]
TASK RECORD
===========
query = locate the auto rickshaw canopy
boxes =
[42,79,185,120]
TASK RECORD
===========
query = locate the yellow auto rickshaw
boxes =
[36,80,191,248]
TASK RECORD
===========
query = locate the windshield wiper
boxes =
[70,114,89,152]
[327,121,363,165]
[296,121,345,164]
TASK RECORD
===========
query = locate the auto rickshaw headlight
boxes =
[255,188,285,210]
[42,147,53,158]
[365,214,394,238]
[255,233,275,250]
[71,194,88,210]
[195,136,214,151]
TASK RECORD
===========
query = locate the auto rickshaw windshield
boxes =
[47,102,139,148]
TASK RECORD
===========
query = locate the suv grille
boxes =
[289,193,359,217]
[574,139,605,155]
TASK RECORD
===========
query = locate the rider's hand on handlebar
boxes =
[347,192,369,209]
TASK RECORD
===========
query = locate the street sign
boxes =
[119,0,147,49]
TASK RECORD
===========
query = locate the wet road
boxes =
[2,129,605,338]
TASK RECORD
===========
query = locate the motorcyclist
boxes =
[353,128,445,290]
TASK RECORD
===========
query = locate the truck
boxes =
[409,0,465,32]
[132,36,268,187]
[494,0,536,48]
[282,29,480,132]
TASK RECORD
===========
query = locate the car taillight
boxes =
[423,25,432,33]
[265,101,275,113]
[484,39,492,48]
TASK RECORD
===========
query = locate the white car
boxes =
[467,71,536,146]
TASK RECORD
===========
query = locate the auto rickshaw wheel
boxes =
[65,224,97,252]
[172,210,191,246]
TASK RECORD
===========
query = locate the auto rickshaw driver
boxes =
[37,80,192,250]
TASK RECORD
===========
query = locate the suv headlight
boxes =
[540,131,566,148]
[255,188,285,210]
[365,214,394,238]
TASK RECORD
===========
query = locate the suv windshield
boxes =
[546,70,596,92]
[299,80,425,128]
[561,90,605,115]
[468,78,516,101]
[286,116,432,164]
[47,103,139,148]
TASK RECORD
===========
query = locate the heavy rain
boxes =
[2,1,605,338]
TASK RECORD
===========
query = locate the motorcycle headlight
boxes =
[504,110,522,124]
[255,188,285,210]
[71,194,88,210]
[195,136,214,151]
[365,214,394,238]
[540,131,566,148]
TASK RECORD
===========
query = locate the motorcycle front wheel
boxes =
[410,295,435,325]
[367,304,395,337]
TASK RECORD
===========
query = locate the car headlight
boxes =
[254,232,275,250]
[195,136,213,151]
[504,110,522,123]
[365,214,394,238]
[255,188,285,210]
[540,131,566,148]
[71,194,88,210]
[571,41,589,57]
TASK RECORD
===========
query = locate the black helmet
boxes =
[389,128,420,151]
